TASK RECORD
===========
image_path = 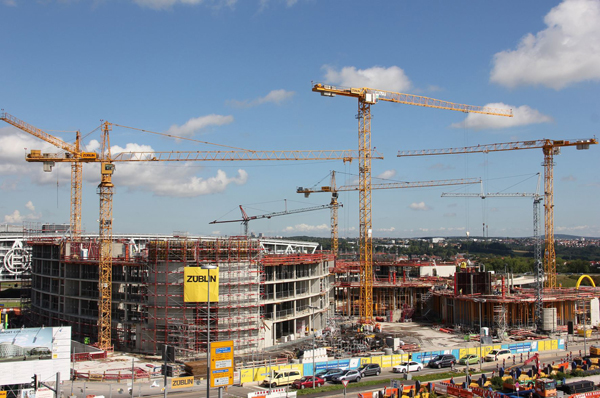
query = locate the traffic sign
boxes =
[342,380,349,387]
[210,340,234,388]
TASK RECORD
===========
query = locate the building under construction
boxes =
[27,234,331,356]
[332,258,600,337]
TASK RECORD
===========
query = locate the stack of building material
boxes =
[184,360,208,378]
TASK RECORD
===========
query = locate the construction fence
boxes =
[237,338,566,384]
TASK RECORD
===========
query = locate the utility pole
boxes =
[130,358,135,398]
[163,345,168,398]
[201,264,218,398]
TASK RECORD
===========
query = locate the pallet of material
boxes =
[184,360,208,378]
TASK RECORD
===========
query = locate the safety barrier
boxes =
[239,338,565,384]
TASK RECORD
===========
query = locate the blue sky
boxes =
[0,0,599,239]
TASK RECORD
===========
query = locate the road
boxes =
[63,337,591,398]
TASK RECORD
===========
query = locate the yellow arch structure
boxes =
[575,274,596,289]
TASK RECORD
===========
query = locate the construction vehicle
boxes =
[312,82,512,323]
[499,353,557,398]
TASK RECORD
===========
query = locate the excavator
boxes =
[504,353,557,398]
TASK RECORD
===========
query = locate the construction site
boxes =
[1,84,599,363]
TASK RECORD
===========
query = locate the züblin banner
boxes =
[184,267,219,303]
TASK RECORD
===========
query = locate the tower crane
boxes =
[1,112,375,350]
[398,138,598,289]
[312,83,512,322]
[441,173,545,330]
[0,112,99,239]
[298,173,481,257]
[209,201,341,236]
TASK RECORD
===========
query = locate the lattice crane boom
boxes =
[29,149,378,162]
[313,82,512,323]
[209,202,340,236]
[298,175,480,263]
[399,138,598,289]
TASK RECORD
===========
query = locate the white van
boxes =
[261,370,302,387]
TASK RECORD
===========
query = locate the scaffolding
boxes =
[141,237,263,357]
[494,304,507,338]
[332,259,436,321]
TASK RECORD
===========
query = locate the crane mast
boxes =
[98,122,115,350]
[330,171,339,257]
[399,138,598,289]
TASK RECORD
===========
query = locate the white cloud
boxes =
[133,0,237,11]
[2,0,16,6]
[562,175,577,182]
[284,223,329,232]
[0,128,69,185]
[490,0,600,89]
[444,213,457,218]
[259,0,300,11]
[113,157,249,197]
[323,65,412,92]
[0,126,248,199]
[451,103,552,130]
[377,227,396,232]
[376,170,396,180]
[555,225,600,235]
[229,89,295,108]
[409,202,432,211]
[3,202,42,223]
[166,114,234,138]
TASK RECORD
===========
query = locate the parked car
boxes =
[485,349,512,362]
[330,369,362,383]
[358,363,381,377]
[428,354,456,369]
[261,370,302,387]
[393,361,423,373]
[315,368,344,381]
[292,376,325,389]
[459,354,480,365]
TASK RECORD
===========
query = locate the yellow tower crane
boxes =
[398,138,598,288]
[312,83,512,322]
[0,112,99,239]
[299,173,480,256]
[2,112,377,350]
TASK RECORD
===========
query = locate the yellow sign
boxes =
[184,267,219,303]
[0,391,7,398]
[171,376,194,389]
[210,340,234,388]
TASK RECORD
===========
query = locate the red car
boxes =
[292,376,325,389]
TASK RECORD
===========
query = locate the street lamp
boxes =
[308,305,319,389]
[202,264,218,398]
[474,298,487,372]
